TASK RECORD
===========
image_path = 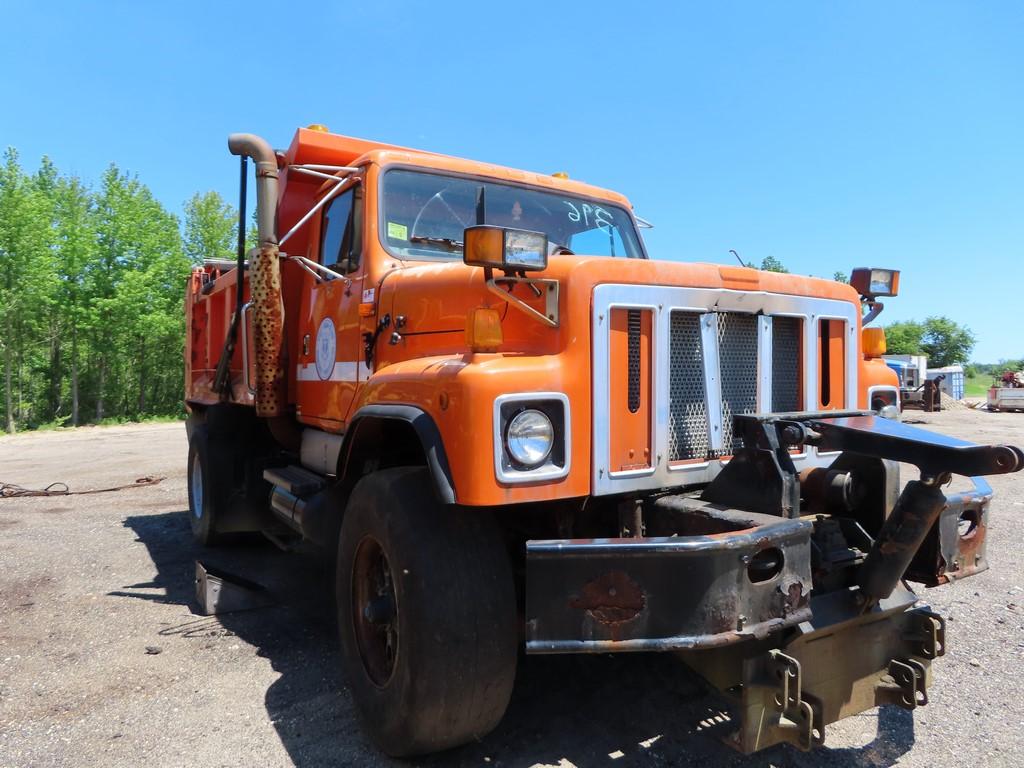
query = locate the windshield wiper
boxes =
[409,235,464,251]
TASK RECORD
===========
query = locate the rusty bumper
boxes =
[524,512,813,653]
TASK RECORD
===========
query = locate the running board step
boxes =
[263,465,326,496]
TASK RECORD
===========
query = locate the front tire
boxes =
[337,467,517,757]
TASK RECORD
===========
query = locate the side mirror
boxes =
[463,225,548,272]
[850,268,900,299]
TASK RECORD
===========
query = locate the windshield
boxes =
[380,169,645,261]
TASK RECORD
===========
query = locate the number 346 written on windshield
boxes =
[564,201,614,232]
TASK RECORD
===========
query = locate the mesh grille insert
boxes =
[668,312,708,461]
[772,317,801,412]
[717,312,759,455]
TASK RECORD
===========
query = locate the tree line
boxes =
[0,148,240,433]
[883,317,977,368]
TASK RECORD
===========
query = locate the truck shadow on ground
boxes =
[115,510,915,768]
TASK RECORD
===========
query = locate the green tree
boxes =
[832,271,849,283]
[245,208,259,253]
[89,165,132,420]
[184,191,237,264]
[91,165,187,419]
[51,175,96,425]
[920,316,976,367]
[34,157,63,421]
[760,256,788,273]
[883,320,925,355]
[0,148,56,432]
[0,150,204,430]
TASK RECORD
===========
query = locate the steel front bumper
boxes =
[520,479,988,654]
[524,506,814,654]
[522,481,986,753]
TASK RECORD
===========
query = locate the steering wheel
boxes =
[410,188,468,242]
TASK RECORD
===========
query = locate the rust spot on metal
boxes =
[707,592,739,633]
[570,571,645,626]
[250,244,286,417]
[781,580,808,616]
[950,516,987,580]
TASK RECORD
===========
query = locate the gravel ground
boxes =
[1,411,1022,768]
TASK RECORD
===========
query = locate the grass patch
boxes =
[95,415,186,427]
[4,414,185,436]
[965,373,991,398]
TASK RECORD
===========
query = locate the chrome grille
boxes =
[592,283,848,496]
[716,313,759,455]
[772,317,801,412]
[667,312,708,461]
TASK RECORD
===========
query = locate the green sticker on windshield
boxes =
[387,221,408,241]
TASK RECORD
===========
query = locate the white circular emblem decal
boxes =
[314,318,336,381]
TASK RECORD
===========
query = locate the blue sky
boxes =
[2,1,1021,361]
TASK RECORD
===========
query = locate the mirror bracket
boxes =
[485,268,559,328]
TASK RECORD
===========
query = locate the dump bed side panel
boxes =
[185,266,254,408]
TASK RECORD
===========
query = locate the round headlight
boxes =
[878,404,900,420]
[506,409,554,467]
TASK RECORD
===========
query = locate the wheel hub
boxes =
[352,536,399,686]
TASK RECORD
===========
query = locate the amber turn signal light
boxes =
[862,326,887,358]
[466,307,503,352]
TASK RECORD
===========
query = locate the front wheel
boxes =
[337,467,517,757]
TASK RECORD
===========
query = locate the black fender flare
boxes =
[339,404,457,504]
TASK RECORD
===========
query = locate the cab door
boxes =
[296,182,365,431]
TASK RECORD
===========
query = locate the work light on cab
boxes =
[851,266,901,326]
[464,224,560,330]
[463,225,548,272]
[851,267,900,299]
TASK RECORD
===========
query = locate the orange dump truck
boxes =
[184,126,1022,756]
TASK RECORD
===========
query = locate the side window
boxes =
[319,185,363,272]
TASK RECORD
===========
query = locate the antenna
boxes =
[729,249,745,267]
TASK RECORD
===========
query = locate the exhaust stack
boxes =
[227,133,285,418]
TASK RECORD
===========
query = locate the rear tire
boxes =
[187,425,222,546]
[337,467,517,757]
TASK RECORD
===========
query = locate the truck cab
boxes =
[184,126,1022,757]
